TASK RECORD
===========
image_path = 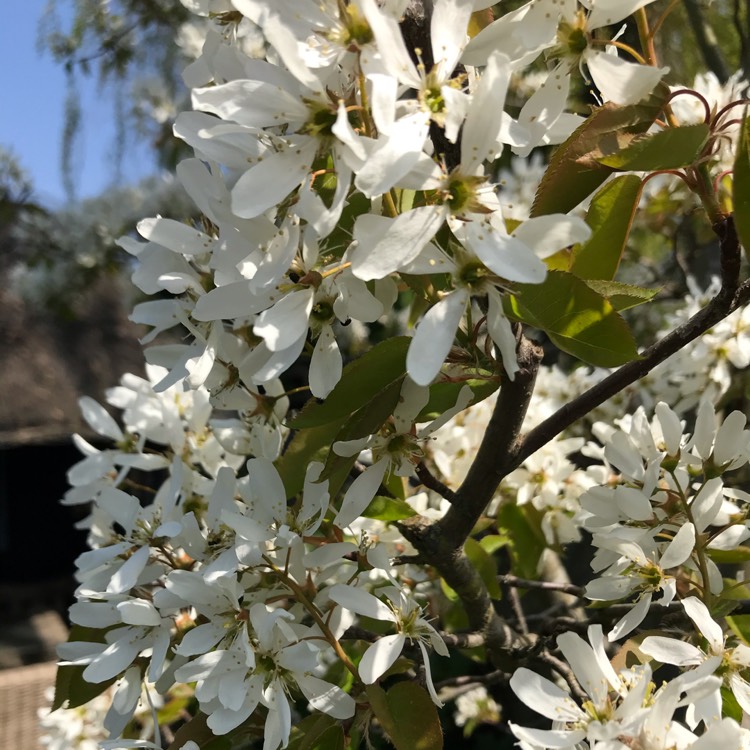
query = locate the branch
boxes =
[415,461,457,504]
[396,514,525,658]
[435,335,544,549]
[516,217,746,468]
[498,574,585,598]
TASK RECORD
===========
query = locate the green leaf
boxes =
[570,175,643,280]
[496,504,546,580]
[291,338,410,428]
[479,534,511,555]
[168,712,233,750]
[707,546,750,564]
[721,685,744,722]
[583,280,659,311]
[507,271,639,367]
[321,376,405,498]
[362,495,417,521]
[276,419,347,497]
[52,626,117,710]
[727,614,750,645]
[734,110,750,261]
[596,124,710,171]
[441,537,501,601]
[530,87,668,217]
[465,537,501,599]
[289,714,345,750]
[367,683,443,750]
[415,375,499,422]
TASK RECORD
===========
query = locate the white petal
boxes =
[660,522,695,569]
[640,635,704,666]
[107,546,150,595]
[297,674,356,719]
[191,80,307,128]
[682,596,724,654]
[354,112,430,197]
[231,140,317,219]
[510,668,584,721]
[309,325,342,398]
[407,289,469,386]
[351,206,446,281]
[509,723,587,749]
[359,633,405,683]
[463,220,547,283]
[116,600,161,627]
[690,478,724,533]
[586,50,668,106]
[254,289,314,352]
[461,51,511,171]
[335,458,389,528]
[512,215,591,259]
[79,397,124,441]
[431,0,473,79]
[486,288,519,380]
[328,584,396,622]
[608,592,651,641]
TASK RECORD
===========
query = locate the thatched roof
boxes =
[0,275,145,447]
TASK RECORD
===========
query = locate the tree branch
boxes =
[435,335,544,549]
[516,217,745,468]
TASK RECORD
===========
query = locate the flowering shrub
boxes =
[44,1,750,749]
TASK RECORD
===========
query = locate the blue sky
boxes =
[1,0,159,208]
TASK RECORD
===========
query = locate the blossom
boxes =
[641,596,750,727]
[328,584,448,704]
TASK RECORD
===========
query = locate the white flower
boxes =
[328,584,448,704]
[641,596,750,726]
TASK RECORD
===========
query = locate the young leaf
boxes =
[416,375,499,422]
[531,86,668,216]
[596,124,710,171]
[734,110,750,261]
[570,175,643,280]
[507,271,640,367]
[362,495,417,522]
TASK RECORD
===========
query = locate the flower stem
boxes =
[265,556,362,681]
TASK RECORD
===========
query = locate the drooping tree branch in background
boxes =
[684,0,731,83]
[734,0,750,81]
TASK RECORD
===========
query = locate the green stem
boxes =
[264,556,362,681]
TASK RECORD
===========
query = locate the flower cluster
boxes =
[44,0,750,748]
